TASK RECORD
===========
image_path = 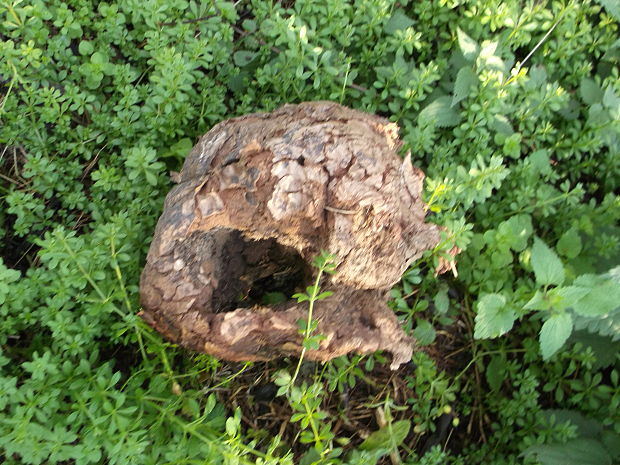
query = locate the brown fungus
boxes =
[139,101,441,369]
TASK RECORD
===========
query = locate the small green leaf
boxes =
[456,28,480,61]
[293,293,309,303]
[531,237,565,286]
[79,41,94,56]
[242,19,257,32]
[225,417,238,437]
[474,294,516,339]
[90,51,108,65]
[316,291,334,300]
[261,292,288,305]
[540,312,573,360]
[452,66,478,107]
[359,420,411,452]
[165,138,193,159]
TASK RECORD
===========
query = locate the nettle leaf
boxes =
[571,331,620,369]
[413,319,436,346]
[557,228,582,259]
[233,51,257,67]
[540,311,573,360]
[456,28,479,62]
[452,66,478,107]
[549,286,591,311]
[489,114,514,136]
[359,420,411,452]
[602,85,620,119]
[527,150,552,174]
[498,214,533,252]
[571,275,620,317]
[384,9,415,34]
[474,294,516,339]
[418,96,460,127]
[522,438,611,465]
[596,0,620,22]
[434,286,449,314]
[579,78,604,105]
[524,290,550,311]
[486,355,508,391]
[531,237,565,286]
[478,40,505,71]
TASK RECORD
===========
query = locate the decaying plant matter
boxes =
[139,101,440,369]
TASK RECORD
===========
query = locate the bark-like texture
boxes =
[139,101,440,369]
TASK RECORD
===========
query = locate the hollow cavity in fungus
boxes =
[207,228,313,313]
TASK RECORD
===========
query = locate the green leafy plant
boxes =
[1,0,619,463]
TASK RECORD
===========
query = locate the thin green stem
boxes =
[290,265,325,386]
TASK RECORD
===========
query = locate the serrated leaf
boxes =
[413,319,436,346]
[384,9,415,34]
[524,290,549,311]
[359,420,411,452]
[456,28,479,62]
[574,307,620,341]
[540,312,573,360]
[486,356,507,391]
[531,237,565,286]
[571,278,620,317]
[579,78,604,105]
[602,86,620,119]
[418,96,460,127]
[434,286,449,314]
[452,67,478,107]
[474,294,515,339]
[527,150,551,174]
[489,114,514,136]
[557,228,582,259]
[549,286,590,311]
[571,331,620,369]
[596,0,620,21]
[543,409,604,439]
[522,438,611,465]
[242,19,257,32]
[233,51,257,67]
[498,214,533,252]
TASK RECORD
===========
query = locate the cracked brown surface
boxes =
[139,101,440,369]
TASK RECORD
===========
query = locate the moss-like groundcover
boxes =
[1,1,619,464]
